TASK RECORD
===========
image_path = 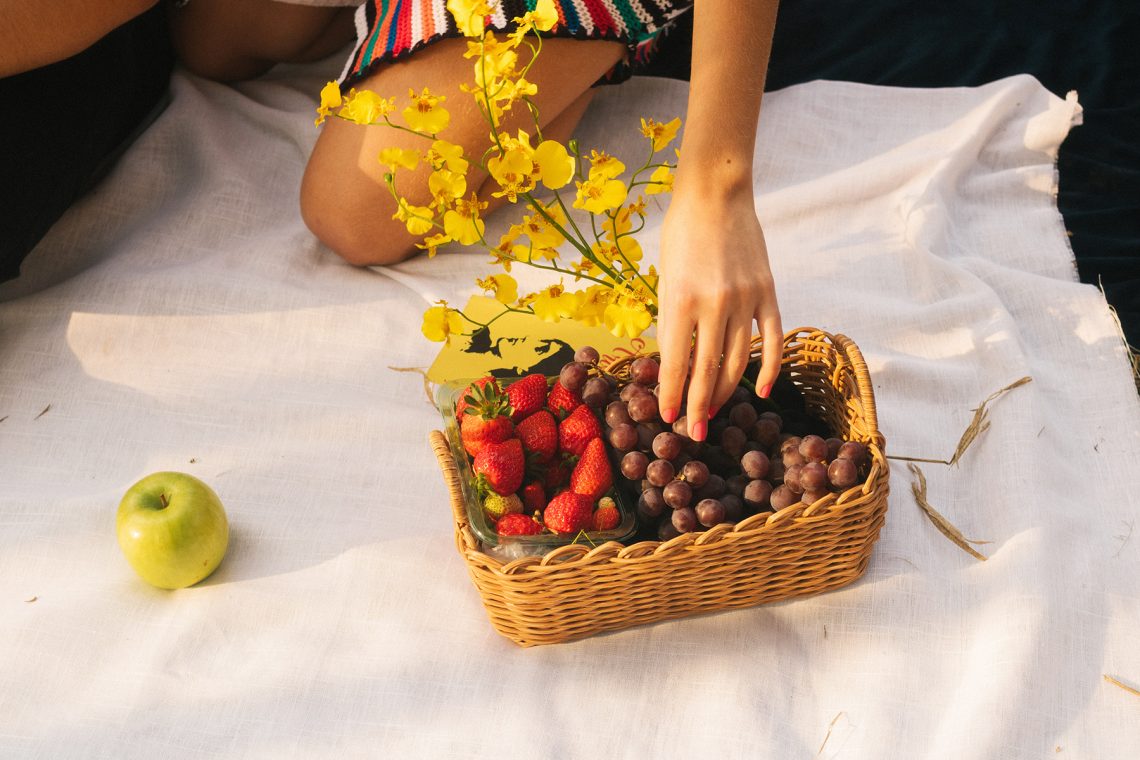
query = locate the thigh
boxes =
[301,37,625,264]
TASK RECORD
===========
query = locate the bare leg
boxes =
[300,38,625,266]
[169,0,356,82]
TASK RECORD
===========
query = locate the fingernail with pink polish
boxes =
[691,420,707,442]
[661,407,678,424]
[759,384,772,399]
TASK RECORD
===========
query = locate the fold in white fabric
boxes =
[1,55,1138,758]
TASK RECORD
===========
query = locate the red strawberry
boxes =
[496,513,543,536]
[455,376,499,419]
[570,437,613,501]
[543,491,594,534]
[558,404,603,456]
[520,481,546,515]
[460,380,514,458]
[516,409,558,464]
[506,373,548,422]
[546,380,583,418]
[543,458,571,491]
[472,438,525,496]
[591,500,621,531]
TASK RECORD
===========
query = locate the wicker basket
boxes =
[430,328,889,647]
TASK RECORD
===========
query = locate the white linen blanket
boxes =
[2,52,1138,758]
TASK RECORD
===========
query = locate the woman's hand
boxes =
[655,175,782,442]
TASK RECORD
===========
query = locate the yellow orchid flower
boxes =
[422,303,464,344]
[603,281,655,338]
[587,150,625,180]
[446,0,494,38]
[645,164,674,195]
[518,208,565,250]
[416,233,451,258]
[403,88,450,134]
[426,140,469,174]
[572,285,613,327]
[477,273,519,304]
[573,175,628,214]
[443,194,486,245]
[315,81,343,126]
[533,140,575,189]
[377,147,421,171]
[393,201,435,235]
[340,89,395,125]
[639,117,682,152]
[428,169,467,207]
[532,283,581,323]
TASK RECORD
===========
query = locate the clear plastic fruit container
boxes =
[435,379,638,559]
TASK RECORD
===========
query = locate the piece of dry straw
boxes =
[890,377,1033,467]
[908,463,990,561]
[1104,674,1140,698]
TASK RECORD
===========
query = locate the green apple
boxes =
[116,471,229,589]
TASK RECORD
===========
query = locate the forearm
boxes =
[0,0,158,77]
[677,0,779,195]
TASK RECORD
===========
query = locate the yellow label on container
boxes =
[426,296,656,384]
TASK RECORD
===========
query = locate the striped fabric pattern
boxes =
[339,0,692,86]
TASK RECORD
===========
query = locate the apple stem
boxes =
[159,493,169,509]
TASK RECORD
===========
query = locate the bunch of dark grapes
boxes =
[560,348,872,541]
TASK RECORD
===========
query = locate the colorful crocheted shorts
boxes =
[339,0,693,87]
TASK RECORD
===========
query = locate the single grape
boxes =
[729,386,751,407]
[559,361,588,393]
[671,507,698,533]
[826,437,844,461]
[782,450,807,468]
[721,426,747,459]
[658,520,681,541]
[680,459,710,488]
[627,393,660,423]
[646,459,676,487]
[779,436,802,455]
[638,487,666,518]
[581,377,610,408]
[605,400,632,427]
[695,498,727,527]
[663,480,693,509]
[798,460,825,489]
[672,452,693,470]
[740,450,771,480]
[652,431,683,460]
[838,440,868,466]
[801,488,830,506]
[619,382,649,403]
[799,434,828,463]
[728,402,758,430]
[827,458,859,489]
[608,423,637,451]
[672,415,691,439]
[621,450,649,480]
[769,484,799,510]
[574,345,600,365]
[750,418,781,448]
[629,356,660,385]
[783,464,805,494]
[725,474,748,498]
[742,479,773,510]
[759,411,783,431]
[721,494,744,522]
[637,422,665,450]
[693,473,727,500]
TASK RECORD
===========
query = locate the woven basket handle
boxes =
[429,430,480,552]
[833,333,879,435]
